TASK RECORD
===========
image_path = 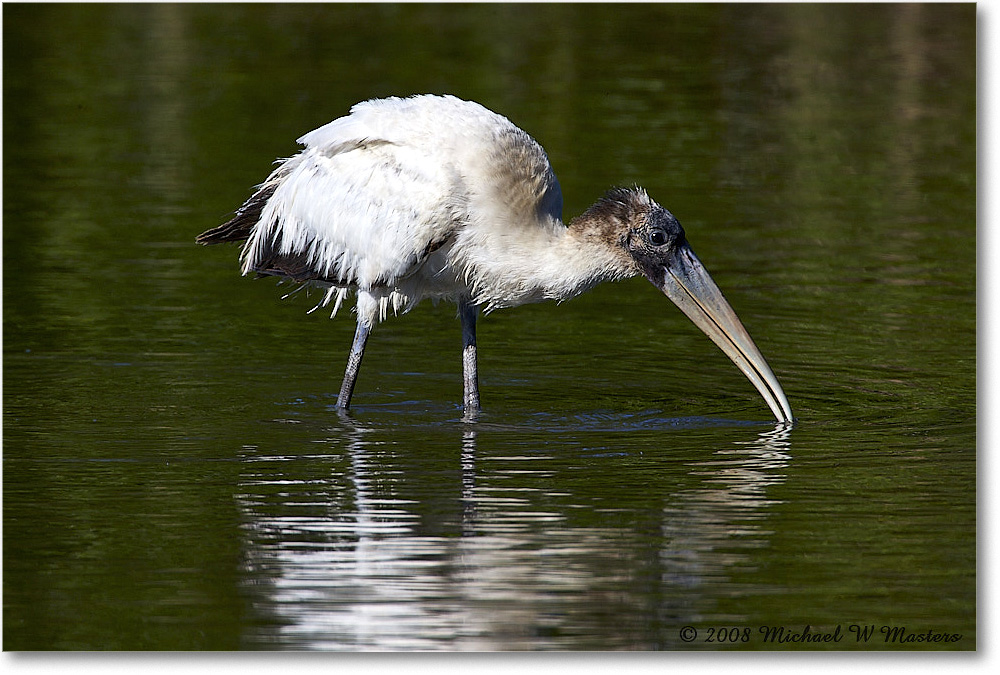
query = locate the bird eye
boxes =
[648,229,667,247]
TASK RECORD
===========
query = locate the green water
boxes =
[3,3,975,650]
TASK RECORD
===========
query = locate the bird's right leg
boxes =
[337,319,371,410]
[459,299,481,416]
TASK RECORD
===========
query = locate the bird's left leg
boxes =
[459,299,481,415]
[337,319,371,410]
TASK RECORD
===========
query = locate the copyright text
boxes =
[677,624,963,645]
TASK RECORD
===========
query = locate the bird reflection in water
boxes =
[237,419,792,650]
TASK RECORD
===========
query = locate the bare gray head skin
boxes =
[571,187,793,424]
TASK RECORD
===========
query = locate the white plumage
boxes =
[198,94,793,422]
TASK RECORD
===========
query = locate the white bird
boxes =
[197,94,792,423]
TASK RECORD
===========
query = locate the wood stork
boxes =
[197,94,792,423]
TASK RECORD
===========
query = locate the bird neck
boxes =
[456,214,637,313]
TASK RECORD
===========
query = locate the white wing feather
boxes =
[243,102,463,288]
[240,95,576,322]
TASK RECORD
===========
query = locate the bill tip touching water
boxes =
[197,94,793,423]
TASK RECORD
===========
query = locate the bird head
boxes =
[580,186,793,423]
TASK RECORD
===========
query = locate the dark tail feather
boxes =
[196,183,277,245]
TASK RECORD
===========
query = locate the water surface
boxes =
[3,3,975,650]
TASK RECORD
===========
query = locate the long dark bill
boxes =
[658,243,793,423]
